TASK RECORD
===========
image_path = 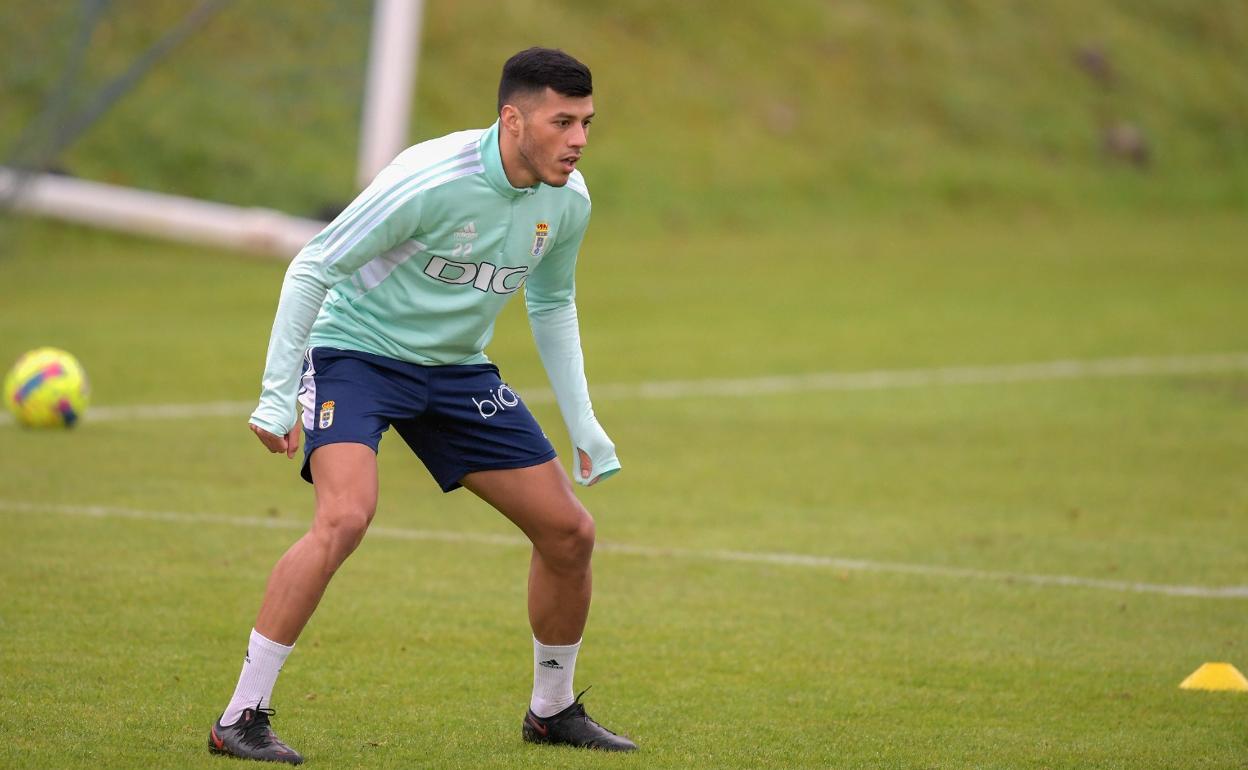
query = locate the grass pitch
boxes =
[1,211,1246,769]
[3,3,1246,766]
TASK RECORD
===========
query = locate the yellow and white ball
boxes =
[3,348,90,428]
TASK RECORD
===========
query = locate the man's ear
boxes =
[500,103,523,135]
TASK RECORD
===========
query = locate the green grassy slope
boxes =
[2,1,1246,222]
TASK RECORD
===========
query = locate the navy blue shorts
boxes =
[296,347,557,492]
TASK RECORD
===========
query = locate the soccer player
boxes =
[207,48,637,764]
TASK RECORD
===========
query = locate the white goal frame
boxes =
[0,0,424,259]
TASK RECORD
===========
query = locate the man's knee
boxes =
[312,496,376,564]
[539,505,596,572]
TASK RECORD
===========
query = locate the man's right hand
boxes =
[250,420,302,459]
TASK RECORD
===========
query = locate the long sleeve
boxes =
[249,163,426,435]
[525,209,620,485]
[248,244,333,435]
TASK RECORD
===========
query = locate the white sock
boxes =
[220,629,294,725]
[530,636,581,718]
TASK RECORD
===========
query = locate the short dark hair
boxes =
[497,47,592,114]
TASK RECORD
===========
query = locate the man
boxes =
[208,47,637,764]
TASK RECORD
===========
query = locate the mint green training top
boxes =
[250,122,619,484]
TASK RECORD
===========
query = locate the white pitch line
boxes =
[590,351,1248,401]
[3,352,1247,426]
[2,500,1244,600]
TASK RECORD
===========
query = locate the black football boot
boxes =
[208,706,304,765]
[522,689,637,752]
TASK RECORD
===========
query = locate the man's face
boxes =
[509,87,595,187]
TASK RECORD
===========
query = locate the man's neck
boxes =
[497,130,538,189]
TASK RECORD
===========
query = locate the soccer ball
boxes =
[3,348,91,428]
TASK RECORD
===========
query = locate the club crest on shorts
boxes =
[318,400,335,429]
[530,222,549,257]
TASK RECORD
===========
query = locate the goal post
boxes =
[1,0,425,260]
[357,0,425,190]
